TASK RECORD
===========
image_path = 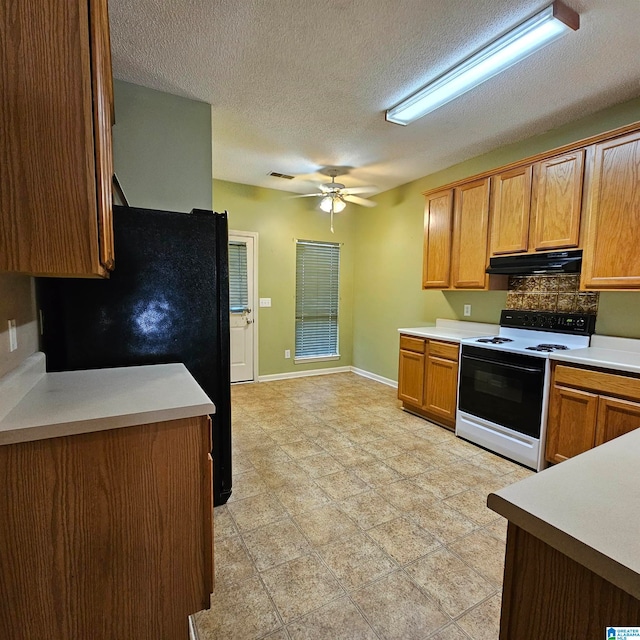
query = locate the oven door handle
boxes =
[462,354,543,374]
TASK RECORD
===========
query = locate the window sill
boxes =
[294,354,341,365]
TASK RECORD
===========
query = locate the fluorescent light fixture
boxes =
[386,1,579,125]
[320,195,346,213]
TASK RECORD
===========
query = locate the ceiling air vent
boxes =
[268,171,295,180]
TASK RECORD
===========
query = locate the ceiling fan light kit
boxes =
[386,1,579,125]
[320,195,346,213]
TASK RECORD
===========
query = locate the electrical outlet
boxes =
[463,304,472,317]
[259,298,272,307]
[284,349,291,359]
[8,319,18,352]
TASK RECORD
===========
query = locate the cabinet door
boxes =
[489,166,533,256]
[423,190,453,288]
[424,354,458,425]
[581,131,640,289]
[0,0,112,277]
[530,150,585,251]
[90,0,115,271]
[545,385,598,463]
[398,349,425,406]
[595,396,640,446]
[451,178,490,289]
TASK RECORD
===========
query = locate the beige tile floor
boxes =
[194,373,533,640]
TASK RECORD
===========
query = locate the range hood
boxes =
[486,250,582,275]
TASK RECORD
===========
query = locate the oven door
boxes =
[458,345,546,438]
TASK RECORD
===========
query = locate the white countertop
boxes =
[398,319,499,344]
[550,335,640,374]
[488,428,640,600]
[0,356,216,446]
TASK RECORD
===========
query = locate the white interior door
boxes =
[229,234,256,382]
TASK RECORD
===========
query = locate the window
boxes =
[295,240,340,362]
[228,241,249,313]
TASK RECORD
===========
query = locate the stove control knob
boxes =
[577,318,585,327]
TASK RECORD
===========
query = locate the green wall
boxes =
[213,180,355,376]
[352,97,640,381]
[112,80,212,211]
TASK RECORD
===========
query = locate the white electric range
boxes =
[456,310,596,471]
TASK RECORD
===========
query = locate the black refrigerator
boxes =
[37,205,232,505]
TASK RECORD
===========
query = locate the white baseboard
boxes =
[351,367,398,388]
[257,365,398,388]
[258,366,351,382]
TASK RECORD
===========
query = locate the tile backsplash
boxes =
[506,274,599,314]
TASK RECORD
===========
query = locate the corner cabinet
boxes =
[398,335,459,430]
[0,0,115,277]
[545,362,640,463]
[581,131,640,289]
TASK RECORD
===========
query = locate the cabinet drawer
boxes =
[400,335,426,354]
[428,340,459,361]
[554,365,640,401]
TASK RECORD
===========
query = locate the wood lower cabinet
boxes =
[546,362,640,463]
[398,336,426,406]
[546,385,598,463]
[595,396,640,446]
[498,523,640,639]
[398,335,459,430]
[0,0,114,277]
[581,130,640,289]
[0,416,214,640]
[424,349,459,425]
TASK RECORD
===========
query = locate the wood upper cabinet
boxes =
[489,165,533,256]
[546,385,598,464]
[424,341,459,427]
[398,336,426,406]
[423,190,453,288]
[0,0,114,277]
[530,150,585,251]
[451,178,491,289]
[546,362,640,463]
[581,131,640,289]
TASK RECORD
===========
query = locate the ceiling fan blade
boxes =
[288,192,323,199]
[341,186,377,195]
[344,195,377,208]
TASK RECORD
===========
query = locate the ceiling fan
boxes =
[293,167,377,232]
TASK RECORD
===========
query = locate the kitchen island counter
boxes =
[0,352,215,445]
[489,427,640,599]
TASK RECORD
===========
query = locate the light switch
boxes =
[259,298,272,307]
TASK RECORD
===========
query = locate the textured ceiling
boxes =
[109,0,640,196]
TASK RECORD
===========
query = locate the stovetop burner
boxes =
[525,343,570,352]
[476,337,514,344]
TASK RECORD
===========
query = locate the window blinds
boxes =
[228,241,249,312]
[295,240,340,359]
